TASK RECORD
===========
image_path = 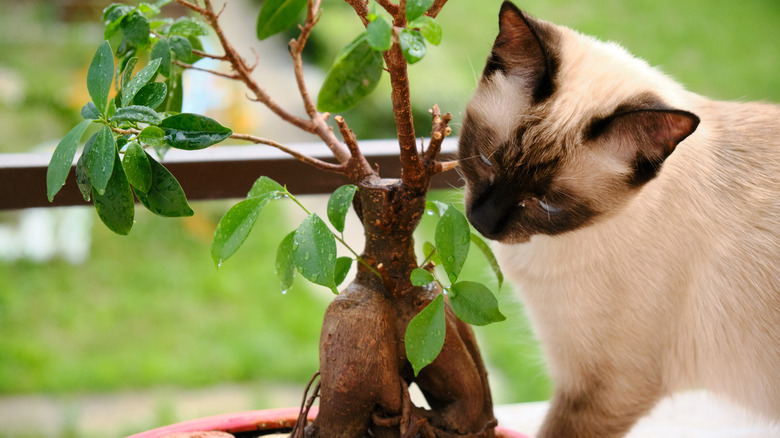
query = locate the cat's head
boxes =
[459,1,699,243]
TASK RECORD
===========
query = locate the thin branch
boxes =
[335,116,375,181]
[289,0,322,119]
[422,105,452,162]
[375,0,399,16]
[344,0,370,26]
[432,160,458,174]
[427,0,448,18]
[230,133,346,174]
[112,126,345,174]
[174,0,208,15]
[293,372,320,438]
[174,60,239,79]
[191,48,228,61]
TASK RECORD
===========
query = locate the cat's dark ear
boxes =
[484,2,558,101]
[589,109,700,185]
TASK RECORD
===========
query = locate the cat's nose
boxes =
[467,188,517,239]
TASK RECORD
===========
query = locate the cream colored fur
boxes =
[468,16,779,438]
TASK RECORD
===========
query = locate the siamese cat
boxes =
[458,2,779,437]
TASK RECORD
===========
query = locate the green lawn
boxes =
[1,0,778,418]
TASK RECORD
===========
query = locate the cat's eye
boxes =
[478,153,493,167]
[522,197,564,215]
[537,199,563,214]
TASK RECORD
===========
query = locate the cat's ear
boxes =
[484,2,558,101]
[589,109,700,185]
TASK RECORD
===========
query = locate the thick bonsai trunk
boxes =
[309,179,496,437]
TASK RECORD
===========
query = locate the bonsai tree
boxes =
[46,0,507,436]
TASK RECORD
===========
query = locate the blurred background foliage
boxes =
[0,0,778,436]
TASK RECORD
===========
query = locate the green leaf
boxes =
[87,41,115,116]
[399,29,426,64]
[111,105,163,125]
[92,150,135,235]
[160,71,183,113]
[435,205,470,283]
[120,57,139,94]
[423,241,441,265]
[410,268,435,286]
[366,17,392,51]
[405,0,434,22]
[211,194,274,267]
[122,141,152,193]
[448,281,506,326]
[139,2,162,17]
[405,294,445,376]
[169,17,209,37]
[81,102,101,120]
[120,11,151,47]
[334,257,352,287]
[121,57,161,106]
[169,35,193,60]
[425,200,449,217]
[410,15,442,46]
[327,184,357,233]
[276,232,296,291]
[75,149,92,202]
[151,38,171,77]
[182,34,204,64]
[87,125,117,195]
[138,125,165,147]
[247,176,285,198]
[256,0,307,40]
[135,152,195,217]
[293,213,337,291]
[159,113,233,150]
[103,4,133,40]
[470,233,504,289]
[133,81,167,108]
[46,120,93,202]
[317,34,384,113]
[103,4,134,23]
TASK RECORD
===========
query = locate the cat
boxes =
[457,2,780,437]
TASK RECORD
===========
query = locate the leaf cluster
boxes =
[405,202,505,375]
[211,177,361,295]
[46,3,229,234]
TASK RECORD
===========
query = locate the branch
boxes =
[344,0,370,26]
[432,160,458,174]
[230,133,346,174]
[385,34,425,189]
[335,116,375,181]
[191,48,229,61]
[427,0,448,18]
[289,0,323,119]
[422,105,452,162]
[174,60,239,80]
[375,0,399,16]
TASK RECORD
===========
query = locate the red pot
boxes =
[125,406,531,438]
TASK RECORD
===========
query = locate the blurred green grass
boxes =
[0,0,778,413]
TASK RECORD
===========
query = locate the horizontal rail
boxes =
[0,138,462,210]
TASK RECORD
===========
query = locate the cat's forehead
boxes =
[550,29,687,126]
[466,24,688,148]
